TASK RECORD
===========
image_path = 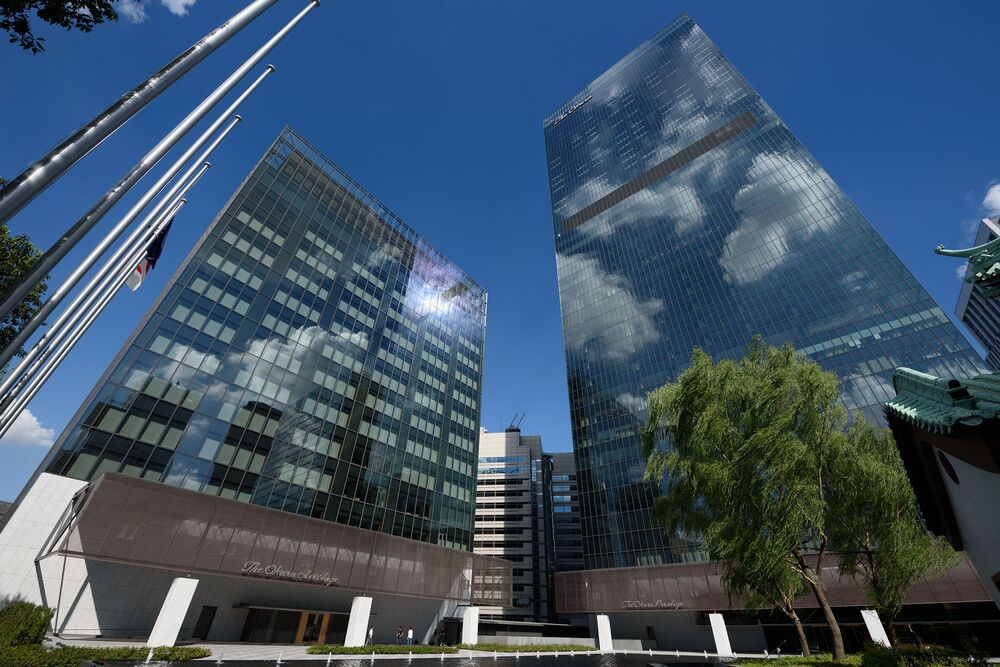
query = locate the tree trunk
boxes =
[883,612,897,646]
[791,612,811,657]
[801,568,845,661]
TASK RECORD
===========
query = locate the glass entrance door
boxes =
[296,612,328,644]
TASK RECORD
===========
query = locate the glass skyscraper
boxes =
[544,13,985,569]
[42,128,486,552]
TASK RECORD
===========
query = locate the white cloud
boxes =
[118,0,147,23]
[557,252,663,360]
[160,0,198,17]
[720,152,839,285]
[118,0,198,23]
[0,409,55,448]
[983,182,1000,216]
[955,264,969,280]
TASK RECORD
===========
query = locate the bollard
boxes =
[145,647,155,664]
[676,649,680,657]
[276,649,283,665]
[536,651,540,658]
[216,649,225,665]
[326,652,332,666]
[704,650,709,658]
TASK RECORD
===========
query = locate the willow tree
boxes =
[827,417,958,639]
[642,338,846,660]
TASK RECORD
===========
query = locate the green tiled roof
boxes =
[884,368,1000,434]
[935,223,1000,299]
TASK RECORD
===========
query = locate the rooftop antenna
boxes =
[506,412,526,432]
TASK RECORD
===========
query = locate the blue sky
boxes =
[1,0,998,498]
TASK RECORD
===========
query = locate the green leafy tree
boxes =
[827,417,959,639]
[0,178,48,372]
[1,0,122,54]
[642,339,847,660]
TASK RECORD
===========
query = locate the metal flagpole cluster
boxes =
[0,0,280,226]
[0,1,320,436]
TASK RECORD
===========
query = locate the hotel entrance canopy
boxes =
[41,472,511,606]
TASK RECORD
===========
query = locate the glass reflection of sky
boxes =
[545,13,985,568]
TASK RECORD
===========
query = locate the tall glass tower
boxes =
[42,128,486,551]
[544,14,985,569]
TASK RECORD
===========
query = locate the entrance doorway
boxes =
[239,607,349,644]
[296,612,326,644]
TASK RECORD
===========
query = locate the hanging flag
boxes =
[126,220,173,292]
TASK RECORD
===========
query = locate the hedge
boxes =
[306,644,458,654]
[0,601,54,647]
[0,645,211,667]
[458,643,595,652]
[735,653,862,667]
[861,645,988,667]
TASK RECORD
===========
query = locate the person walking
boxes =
[366,626,374,646]
[395,625,403,645]
[406,626,414,646]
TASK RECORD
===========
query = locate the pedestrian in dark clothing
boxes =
[395,625,403,644]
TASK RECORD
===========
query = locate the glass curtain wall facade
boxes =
[544,14,985,569]
[43,128,486,551]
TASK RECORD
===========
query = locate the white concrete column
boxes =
[344,595,373,648]
[861,609,891,647]
[595,614,613,651]
[147,577,198,647]
[461,606,480,645]
[708,613,735,657]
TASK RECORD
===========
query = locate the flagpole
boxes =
[0,0,280,226]
[0,159,211,405]
[0,64,276,373]
[0,200,188,439]
[0,0,319,330]
[0,108,241,387]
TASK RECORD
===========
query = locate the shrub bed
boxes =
[735,654,862,667]
[862,645,987,667]
[306,644,458,655]
[0,601,54,647]
[0,645,211,667]
[458,643,595,652]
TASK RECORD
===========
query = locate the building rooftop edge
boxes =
[275,126,487,300]
[542,12,694,128]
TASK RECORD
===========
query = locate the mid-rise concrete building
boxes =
[546,452,583,575]
[474,427,550,622]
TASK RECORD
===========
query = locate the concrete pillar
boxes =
[344,595,373,648]
[861,609,891,647]
[461,606,480,645]
[146,577,198,647]
[708,613,735,657]
[595,614,613,651]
